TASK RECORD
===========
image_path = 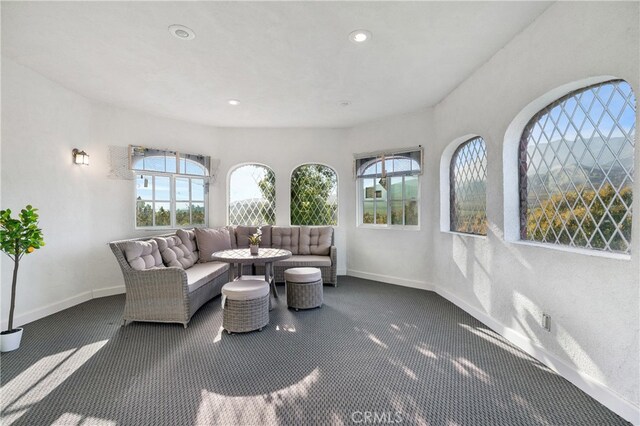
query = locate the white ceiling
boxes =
[1,2,552,128]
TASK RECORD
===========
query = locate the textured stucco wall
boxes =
[345,108,435,289]
[345,1,639,414]
[432,1,639,407]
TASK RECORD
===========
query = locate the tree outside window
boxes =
[290,164,338,226]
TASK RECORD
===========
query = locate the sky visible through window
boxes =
[229,165,269,202]
[521,79,635,253]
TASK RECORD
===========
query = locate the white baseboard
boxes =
[1,290,93,330]
[435,286,640,425]
[92,285,125,298]
[1,285,125,330]
[337,268,347,276]
[346,269,434,291]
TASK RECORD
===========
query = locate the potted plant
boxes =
[0,205,45,352]
[248,227,262,255]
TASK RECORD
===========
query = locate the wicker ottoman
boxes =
[285,267,323,311]
[221,280,269,334]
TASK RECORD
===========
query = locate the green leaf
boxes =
[0,205,45,258]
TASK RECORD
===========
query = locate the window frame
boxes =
[449,136,488,236]
[133,172,208,230]
[355,147,422,230]
[517,79,635,254]
[227,162,276,226]
[130,146,210,230]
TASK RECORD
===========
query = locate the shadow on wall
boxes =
[447,221,611,398]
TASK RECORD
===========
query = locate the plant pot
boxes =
[1,328,24,352]
[250,244,259,255]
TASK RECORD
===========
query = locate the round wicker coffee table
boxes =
[211,248,292,307]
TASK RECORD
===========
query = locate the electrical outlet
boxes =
[542,313,551,332]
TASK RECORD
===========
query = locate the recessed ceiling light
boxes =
[349,29,371,44]
[168,25,196,40]
[228,99,241,106]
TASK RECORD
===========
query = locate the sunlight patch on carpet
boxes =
[1,340,108,425]
[195,368,320,424]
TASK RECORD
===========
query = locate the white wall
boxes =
[1,57,349,329]
[345,108,435,289]
[0,58,224,327]
[434,1,639,413]
[345,2,639,421]
[213,127,350,274]
[2,58,98,326]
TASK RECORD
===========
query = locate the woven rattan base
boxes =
[286,278,323,310]
[223,293,269,333]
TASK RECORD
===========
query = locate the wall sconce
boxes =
[72,149,89,166]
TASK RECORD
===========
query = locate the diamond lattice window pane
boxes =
[229,164,276,225]
[291,164,338,225]
[451,137,488,235]
[520,80,635,254]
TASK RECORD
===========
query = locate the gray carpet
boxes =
[0,276,629,425]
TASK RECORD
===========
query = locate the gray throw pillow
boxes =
[123,240,165,271]
[235,225,272,248]
[194,227,232,263]
[176,229,199,259]
[154,235,197,269]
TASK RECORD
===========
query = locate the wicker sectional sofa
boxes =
[109,226,336,327]
[234,225,338,287]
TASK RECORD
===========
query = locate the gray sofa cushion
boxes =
[185,262,229,292]
[123,240,165,271]
[274,255,331,268]
[235,225,272,248]
[195,227,233,263]
[299,226,332,255]
[176,229,199,260]
[272,226,300,254]
[226,226,238,249]
[154,235,197,269]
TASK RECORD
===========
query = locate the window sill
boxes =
[508,240,631,261]
[441,230,487,240]
[136,225,208,232]
[357,224,421,232]
[289,224,340,228]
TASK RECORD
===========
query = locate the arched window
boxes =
[290,164,338,226]
[450,137,487,235]
[228,164,275,225]
[520,79,635,253]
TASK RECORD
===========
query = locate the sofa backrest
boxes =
[226,226,238,249]
[271,226,300,254]
[194,227,233,263]
[109,237,171,272]
[234,225,272,248]
[110,225,335,273]
[154,235,198,269]
[176,229,199,260]
[298,226,333,255]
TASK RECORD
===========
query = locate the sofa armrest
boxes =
[121,267,189,310]
[330,246,338,286]
[109,238,193,326]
